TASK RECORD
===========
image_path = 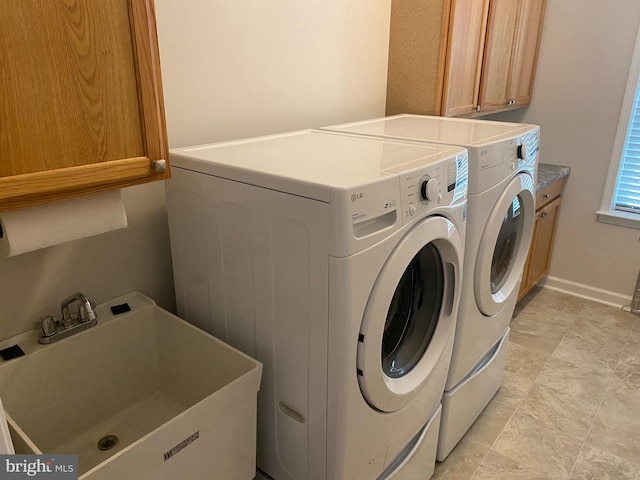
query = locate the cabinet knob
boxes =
[152,159,167,173]
[543,193,550,199]
[541,211,547,219]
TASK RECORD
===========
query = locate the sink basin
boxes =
[0,292,262,479]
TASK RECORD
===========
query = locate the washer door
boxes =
[357,216,463,413]
[474,172,535,317]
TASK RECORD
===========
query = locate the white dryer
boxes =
[165,130,468,480]
[321,114,539,460]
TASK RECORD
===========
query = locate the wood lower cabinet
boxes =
[518,175,567,301]
[0,0,169,212]
[386,0,546,117]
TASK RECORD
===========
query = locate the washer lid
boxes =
[323,114,539,147]
[169,130,464,202]
[474,172,535,316]
[357,215,463,413]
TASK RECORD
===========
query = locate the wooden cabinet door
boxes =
[519,196,561,300]
[478,0,546,114]
[441,0,490,117]
[477,0,519,112]
[527,197,561,286]
[0,0,168,212]
[508,0,546,106]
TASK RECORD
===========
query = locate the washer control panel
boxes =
[334,149,468,257]
[419,176,439,203]
[400,152,468,222]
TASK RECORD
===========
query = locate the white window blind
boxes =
[614,82,640,214]
[598,25,640,229]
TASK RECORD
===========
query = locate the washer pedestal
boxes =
[437,328,509,460]
[383,404,441,480]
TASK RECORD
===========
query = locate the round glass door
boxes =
[490,195,524,294]
[474,173,535,317]
[382,243,443,378]
[357,216,463,413]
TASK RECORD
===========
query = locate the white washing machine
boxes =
[165,130,468,480]
[321,114,539,460]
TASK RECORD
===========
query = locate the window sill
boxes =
[596,209,640,230]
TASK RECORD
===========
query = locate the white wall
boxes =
[155,0,392,147]
[489,0,640,303]
[0,0,392,339]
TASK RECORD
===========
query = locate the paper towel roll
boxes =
[0,190,128,257]
[0,397,14,454]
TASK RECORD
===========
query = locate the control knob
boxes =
[420,177,439,203]
[517,144,527,160]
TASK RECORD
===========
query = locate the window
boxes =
[598,26,640,229]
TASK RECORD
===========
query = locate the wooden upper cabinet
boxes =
[0,0,169,212]
[509,0,547,106]
[386,0,546,118]
[477,0,519,111]
[441,0,490,117]
[478,0,546,114]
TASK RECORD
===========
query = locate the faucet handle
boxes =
[78,300,97,322]
[38,316,57,338]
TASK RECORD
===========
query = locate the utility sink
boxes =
[0,292,262,479]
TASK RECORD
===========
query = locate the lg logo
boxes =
[351,192,364,202]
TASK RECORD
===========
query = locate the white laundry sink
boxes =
[0,292,262,480]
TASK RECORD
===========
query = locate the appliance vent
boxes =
[631,270,640,316]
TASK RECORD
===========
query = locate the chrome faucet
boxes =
[37,292,98,344]
[61,293,96,325]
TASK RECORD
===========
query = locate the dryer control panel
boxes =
[469,126,539,194]
[517,129,539,170]
[398,152,468,224]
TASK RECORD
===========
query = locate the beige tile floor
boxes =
[433,286,640,480]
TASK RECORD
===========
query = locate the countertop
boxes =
[537,163,571,191]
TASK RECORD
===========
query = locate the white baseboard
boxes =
[540,275,633,309]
